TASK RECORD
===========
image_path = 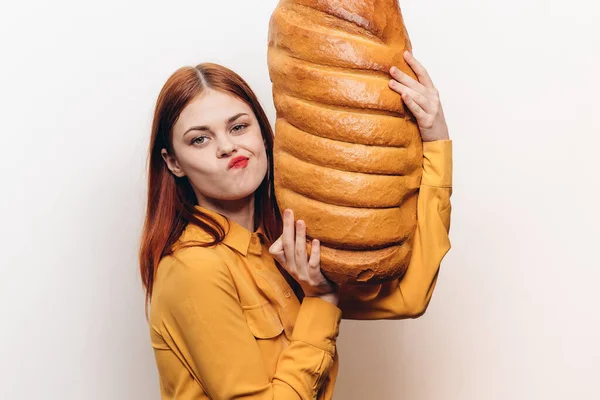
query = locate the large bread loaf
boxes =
[267,0,423,284]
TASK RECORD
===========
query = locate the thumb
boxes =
[268,236,286,264]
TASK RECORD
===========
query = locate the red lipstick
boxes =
[228,156,249,169]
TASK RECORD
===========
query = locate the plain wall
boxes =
[1,0,598,398]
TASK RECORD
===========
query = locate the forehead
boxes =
[175,90,253,130]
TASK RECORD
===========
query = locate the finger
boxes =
[308,239,320,269]
[308,239,323,284]
[281,209,297,273]
[295,220,308,263]
[389,80,433,113]
[389,66,426,94]
[402,92,429,122]
[403,51,435,89]
[295,220,309,280]
[268,236,287,265]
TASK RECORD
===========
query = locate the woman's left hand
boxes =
[389,51,450,142]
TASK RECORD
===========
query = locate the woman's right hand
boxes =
[268,209,339,306]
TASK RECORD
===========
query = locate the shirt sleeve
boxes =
[338,139,453,320]
[156,249,342,399]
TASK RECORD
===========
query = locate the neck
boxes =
[197,195,256,232]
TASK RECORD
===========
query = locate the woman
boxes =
[140,50,452,399]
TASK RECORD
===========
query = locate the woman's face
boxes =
[162,90,268,204]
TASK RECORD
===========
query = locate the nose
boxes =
[216,135,238,158]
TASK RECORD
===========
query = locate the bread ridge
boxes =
[273,92,417,147]
[314,241,413,284]
[274,118,420,175]
[275,150,419,208]
[275,187,417,249]
[277,0,408,44]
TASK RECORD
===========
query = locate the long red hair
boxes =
[139,63,283,309]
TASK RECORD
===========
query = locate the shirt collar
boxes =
[186,205,268,257]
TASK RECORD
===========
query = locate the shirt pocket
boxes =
[242,303,284,339]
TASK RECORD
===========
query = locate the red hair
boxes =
[139,63,283,310]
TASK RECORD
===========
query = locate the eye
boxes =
[191,136,208,145]
[231,124,248,134]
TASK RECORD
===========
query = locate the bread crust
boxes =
[268,0,422,283]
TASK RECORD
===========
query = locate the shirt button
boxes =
[284,291,291,299]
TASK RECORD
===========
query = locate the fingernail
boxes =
[284,209,290,217]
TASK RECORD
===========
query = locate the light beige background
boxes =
[1,0,598,399]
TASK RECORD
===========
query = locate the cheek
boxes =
[255,140,268,171]
[249,130,267,157]
[239,129,267,162]
[176,147,218,177]
[257,151,268,177]
[242,131,268,180]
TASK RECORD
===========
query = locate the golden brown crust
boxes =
[275,188,417,248]
[318,242,412,284]
[274,150,419,208]
[270,3,393,71]
[274,92,419,147]
[274,118,421,175]
[276,0,408,42]
[269,48,407,115]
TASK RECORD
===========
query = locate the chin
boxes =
[219,193,254,202]
[217,185,260,202]
[199,171,266,202]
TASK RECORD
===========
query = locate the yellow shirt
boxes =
[149,140,453,399]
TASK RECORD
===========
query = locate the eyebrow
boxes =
[183,113,249,137]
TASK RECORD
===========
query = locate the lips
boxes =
[228,156,249,169]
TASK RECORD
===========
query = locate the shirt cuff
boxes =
[292,297,342,355]
[421,139,453,187]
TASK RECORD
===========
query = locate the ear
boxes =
[161,148,186,178]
